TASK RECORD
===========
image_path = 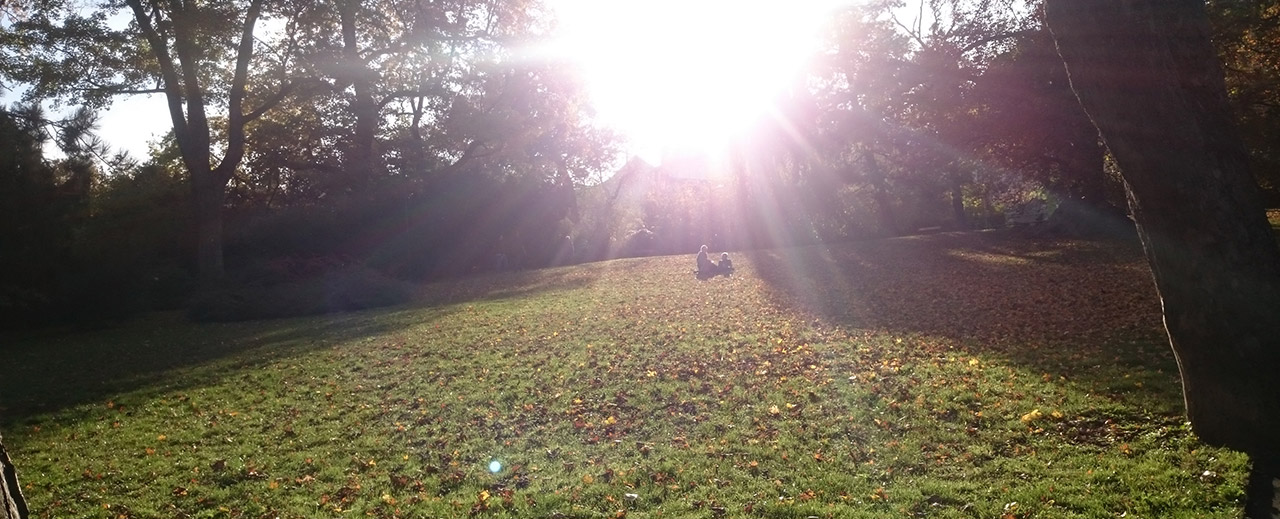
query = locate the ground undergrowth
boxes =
[1,230,1249,518]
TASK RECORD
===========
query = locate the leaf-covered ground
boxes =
[1,230,1248,518]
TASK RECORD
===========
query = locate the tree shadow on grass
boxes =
[416,262,603,308]
[0,309,424,425]
[0,265,603,426]
[744,229,1185,416]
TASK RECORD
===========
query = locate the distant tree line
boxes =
[583,1,1280,255]
[1,0,613,324]
[3,0,1280,325]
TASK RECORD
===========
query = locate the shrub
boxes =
[187,266,415,322]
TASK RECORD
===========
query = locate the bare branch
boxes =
[75,87,167,95]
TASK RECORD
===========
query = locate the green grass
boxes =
[1,231,1249,518]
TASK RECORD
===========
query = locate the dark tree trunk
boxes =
[340,0,377,187]
[1046,1,1280,516]
[126,0,270,285]
[860,149,899,236]
[1245,456,1280,519]
[192,169,227,284]
[0,434,29,519]
[1067,128,1109,210]
[949,171,968,229]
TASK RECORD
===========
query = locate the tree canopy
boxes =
[2,0,1280,324]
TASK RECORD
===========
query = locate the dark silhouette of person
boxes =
[696,245,735,280]
[718,252,733,274]
[696,244,716,275]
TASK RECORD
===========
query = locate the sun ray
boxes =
[547,0,848,164]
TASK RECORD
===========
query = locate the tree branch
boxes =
[377,89,435,109]
[433,139,489,176]
[959,29,1034,54]
[280,159,342,173]
[75,86,167,95]
[242,77,325,123]
[218,0,266,183]
[124,0,192,160]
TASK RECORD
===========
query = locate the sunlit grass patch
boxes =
[2,232,1248,518]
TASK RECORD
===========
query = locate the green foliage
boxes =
[0,106,65,326]
[37,161,195,326]
[0,103,201,328]
[2,232,1249,518]
[0,106,151,326]
[224,170,577,281]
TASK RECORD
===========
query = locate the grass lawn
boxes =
[1,230,1249,518]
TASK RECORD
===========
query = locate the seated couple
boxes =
[695,245,734,280]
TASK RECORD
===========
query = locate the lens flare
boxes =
[488,460,502,473]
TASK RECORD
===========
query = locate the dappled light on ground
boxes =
[2,232,1245,519]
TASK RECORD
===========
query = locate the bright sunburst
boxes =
[549,0,844,165]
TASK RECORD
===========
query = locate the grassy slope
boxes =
[1,230,1248,518]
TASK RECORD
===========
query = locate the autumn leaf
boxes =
[471,489,491,514]
[1020,408,1043,424]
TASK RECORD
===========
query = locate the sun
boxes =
[548,0,842,165]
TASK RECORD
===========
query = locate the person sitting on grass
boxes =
[696,245,716,275]
[695,245,733,280]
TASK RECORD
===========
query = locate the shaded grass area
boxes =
[1,231,1248,518]
[745,231,1181,416]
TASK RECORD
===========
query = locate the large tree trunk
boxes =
[1046,1,1280,516]
[860,149,899,236]
[1066,126,1109,211]
[192,168,227,284]
[340,0,377,189]
[127,0,268,285]
[949,170,969,229]
[1,434,29,519]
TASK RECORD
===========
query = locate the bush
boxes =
[187,266,416,322]
[53,258,153,325]
[236,255,354,287]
